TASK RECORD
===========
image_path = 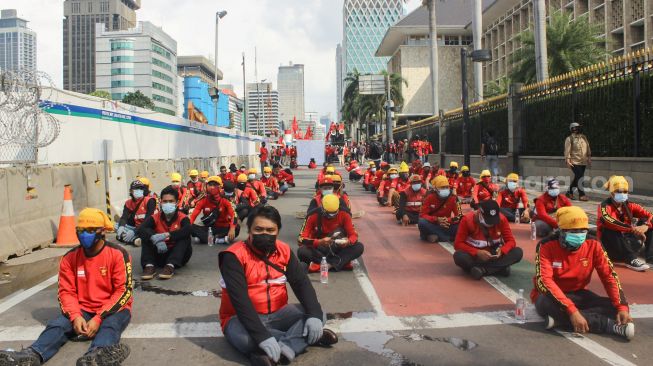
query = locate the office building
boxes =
[246,82,279,136]
[277,62,305,128]
[336,44,343,121]
[95,21,178,116]
[177,55,222,87]
[0,9,36,73]
[64,0,140,94]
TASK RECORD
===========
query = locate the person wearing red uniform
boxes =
[453,200,523,279]
[138,186,193,280]
[396,163,411,192]
[0,209,133,365]
[371,162,390,193]
[261,166,281,200]
[186,169,203,206]
[456,166,476,204]
[116,180,157,246]
[331,174,352,210]
[377,167,399,206]
[247,168,268,204]
[362,162,376,191]
[532,206,635,340]
[219,165,235,184]
[272,163,293,192]
[298,194,364,272]
[170,172,192,213]
[597,176,653,271]
[446,162,460,189]
[347,160,363,182]
[235,174,261,221]
[219,206,338,365]
[259,142,269,173]
[307,177,351,215]
[398,175,427,225]
[533,178,572,237]
[472,169,499,209]
[497,173,531,223]
[308,158,317,169]
[190,176,238,245]
[410,159,422,175]
[418,176,462,243]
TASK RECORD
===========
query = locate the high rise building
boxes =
[277,62,304,129]
[0,9,36,73]
[64,0,140,94]
[95,21,178,116]
[246,82,279,136]
[335,44,343,121]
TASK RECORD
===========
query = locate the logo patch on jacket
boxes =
[77,269,85,277]
[580,258,589,267]
[552,262,562,269]
[99,266,108,276]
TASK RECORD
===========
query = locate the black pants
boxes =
[191,225,240,244]
[500,207,526,222]
[297,242,365,271]
[601,228,653,263]
[568,165,587,196]
[349,171,362,181]
[535,290,615,333]
[395,210,419,224]
[141,238,192,269]
[453,247,523,275]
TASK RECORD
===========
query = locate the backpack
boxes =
[486,136,499,155]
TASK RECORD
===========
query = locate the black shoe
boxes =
[0,348,41,366]
[77,344,130,366]
[318,329,339,347]
[498,267,511,277]
[249,353,276,366]
[470,267,487,280]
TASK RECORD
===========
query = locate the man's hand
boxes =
[85,318,100,338]
[616,311,633,325]
[492,249,503,259]
[522,209,531,221]
[155,241,168,254]
[402,214,410,226]
[228,227,236,241]
[633,225,648,239]
[334,238,349,246]
[566,159,574,169]
[258,337,280,362]
[570,311,589,333]
[476,250,493,262]
[318,237,333,246]
[438,217,450,228]
[150,233,167,243]
[72,316,88,336]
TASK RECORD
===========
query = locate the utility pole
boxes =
[424,0,439,114]
[472,0,483,101]
[385,73,394,147]
[242,52,247,132]
[214,11,227,126]
[533,0,549,81]
[461,48,471,168]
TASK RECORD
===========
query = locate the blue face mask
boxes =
[161,202,176,215]
[133,189,144,199]
[78,231,99,249]
[548,189,560,197]
[437,188,451,198]
[561,231,586,251]
[322,189,333,196]
[411,183,422,192]
[614,193,628,203]
[507,182,518,191]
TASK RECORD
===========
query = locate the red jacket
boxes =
[261,175,280,193]
[124,196,156,227]
[497,188,529,210]
[299,210,358,248]
[531,237,628,315]
[454,211,516,256]
[220,173,235,183]
[419,193,462,225]
[597,198,653,239]
[259,147,269,162]
[472,182,499,204]
[363,169,376,185]
[456,176,476,198]
[152,211,188,248]
[187,180,203,198]
[446,172,459,189]
[190,194,237,229]
[236,187,260,207]
[274,170,293,184]
[58,243,133,325]
[399,187,427,214]
[248,180,267,198]
[534,193,572,228]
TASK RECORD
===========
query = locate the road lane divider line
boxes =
[0,275,58,315]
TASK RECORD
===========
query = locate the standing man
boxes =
[481,130,500,180]
[219,206,338,365]
[0,209,132,366]
[259,142,269,173]
[565,122,591,201]
[532,206,635,340]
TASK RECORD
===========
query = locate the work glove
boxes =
[123,228,136,243]
[116,226,126,239]
[334,238,349,246]
[303,317,323,345]
[258,337,280,362]
[201,210,218,227]
[155,241,168,254]
[150,233,167,243]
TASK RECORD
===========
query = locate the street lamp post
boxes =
[213,10,227,126]
[461,48,492,168]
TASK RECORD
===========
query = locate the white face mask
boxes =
[507,182,518,192]
[264,173,271,178]
[248,174,256,180]
[389,174,399,180]
[437,188,450,198]
[548,189,560,197]
[132,189,144,199]
[171,182,181,188]
[411,183,422,192]
[613,193,628,203]
[321,189,334,196]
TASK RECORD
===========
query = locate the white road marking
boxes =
[0,275,58,315]
[556,331,638,366]
[351,259,386,316]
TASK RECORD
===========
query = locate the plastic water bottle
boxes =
[530,220,537,241]
[514,209,520,224]
[207,227,214,247]
[515,289,526,323]
[320,257,329,284]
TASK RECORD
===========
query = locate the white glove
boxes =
[123,229,136,243]
[155,241,168,254]
[116,226,126,239]
[335,238,349,246]
[303,317,323,345]
[151,233,168,243]
[258,337,280,362]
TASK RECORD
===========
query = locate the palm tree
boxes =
[511,11,608,84]
[484,77,511,97]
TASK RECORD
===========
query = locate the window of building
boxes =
[100,1,109,12]
[152,70,173,83]
[111,68,133,75]
[111,80,133,87]
[152,94,174,105]
[444,35,460,46]
[154,107,175,116]
[461,36,473,46]
[72,2,81,13]
[152,57,172,71]
[152,82,173,94]
[112,93,126,100]
[111,41,133,50]
[152,44,171,60]
[87,2,93,12]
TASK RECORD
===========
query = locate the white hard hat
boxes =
[569,122,580,130]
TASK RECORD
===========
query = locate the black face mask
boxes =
[400,173,409,180]
[250,233,277,255]
[462,171,470,177]
[237,183,247,190]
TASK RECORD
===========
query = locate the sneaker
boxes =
[248,353,276,366]
[133,238,142,247]
[470,267,487,280]
[612,322,635,341]
[192,237,200,244]
[0,348,41,366]
[578,195,589,202]
[77,344,130,366]
[497,266,511,277]
[317,328,339,347]
[141,265,156,280]
[545,315,556,330]
[308,263,321,273]
[626,258,650,272]
[158,264,175,280]
[426,234,439,243]
[215,237,226,245]
[565,192,576,200]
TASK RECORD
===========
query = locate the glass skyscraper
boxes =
[0,9,36,73]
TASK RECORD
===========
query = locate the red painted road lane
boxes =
[349,190,514,317]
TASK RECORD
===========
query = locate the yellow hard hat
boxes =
[505,173,519,182]
[388,168,398,174]
[431,175,449,188]
[322,194,340,213]
[449,161,459,169]
[248,168,258,175]
[263,166,272,173]
[326,166,336,173]
[77,208,114,230]
[368,161,376,166]
[399,162,409,173]
[171,172,182,182]
[461,165,470,172]
[237,174,248,183]
[480,170,492,178]
[207,176,223,186]
[331,174,342,182]
[138,177,151,188]
[200,171,210,179]
[189,169,199,177]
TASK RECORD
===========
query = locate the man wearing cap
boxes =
[598,176,653,271]
[190,176,238,245]
[331,175,352,210]
[116,180,157,247]
[363,162,376,191]
[170,172,192,213]
[497,173,531,223]
[398,175,428,226]
[200,170,210,184]
[453,200,523,279]
[247,169,268,204]
[138,186,193,280]
[219,166,235,184]
[418,176,463,243]
[446,162,460,189]
[235,174,261,221]
[307,177,350,215]
[298,194,364,272]
[261,166,281,200]
[532,206,635,340]
[564,122,591,201]
[272,163,294,190]
[187,169,203,205]
[533,178,572,237]
[456,166,476,204]
[472,170,499,209]
[0,209,132,366]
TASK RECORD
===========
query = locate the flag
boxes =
[325,122,336,141]
[296,128,303,140]
[304,126,313,140]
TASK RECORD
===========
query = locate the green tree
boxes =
[511,11,608,84]
[122,90,155,110]
[89,90,111,99]
[484,77,511,98]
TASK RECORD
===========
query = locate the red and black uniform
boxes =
[532,235,628,333]
[120,196,157,228]
[58,243,133,325]
[259,146,269,163]
[261,175,280,199]
[220,172,235,184]
[138,211,193,268]
[377,177,399,205]
[446,172,459,189]
[297,210,364,271]
[497,187,530,222]
[234,185,260,221]
[597,198,653,263]
[363,168,376,190]
[190,193,238,241]
[219,240,323,345]
[472,181,499,206]
[397,187,427,223]
[172,185,192,213]
[307,192,351,215]
[308,160,317,169]
[187,180,203,200]
[274,169,294,186]
[248,180,267,201]
[533,193,572,230]
[418,193,462,241]
[456,176,476,200]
